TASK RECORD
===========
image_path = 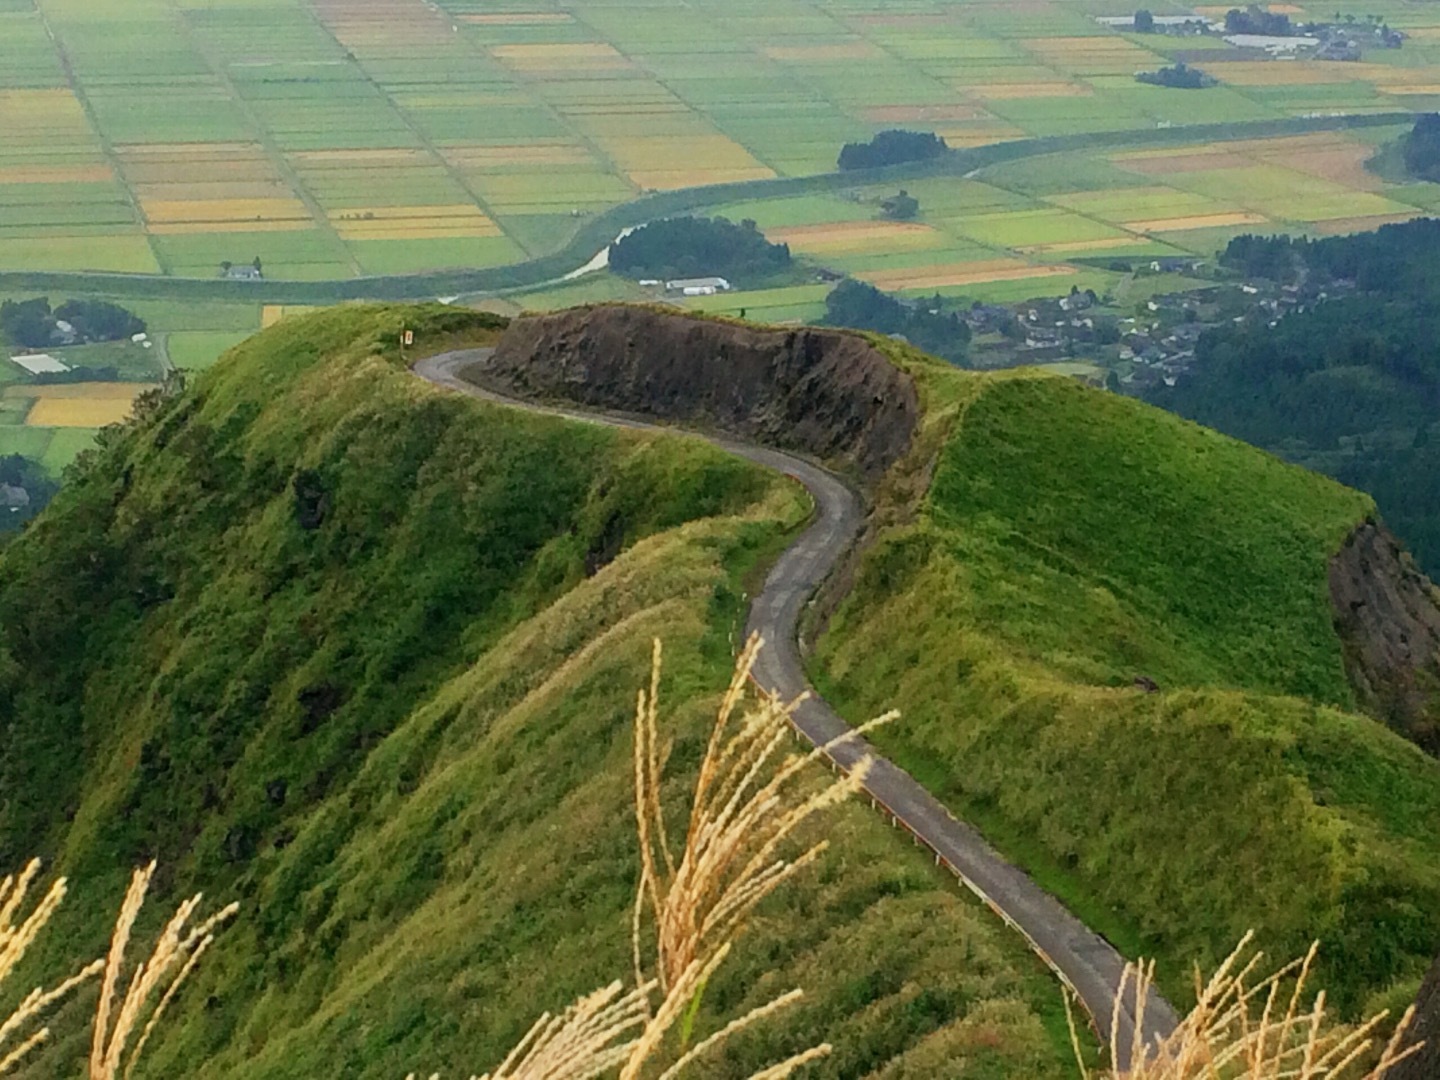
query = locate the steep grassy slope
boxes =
[816,363,1440,1016]
[0,307,1078,1078]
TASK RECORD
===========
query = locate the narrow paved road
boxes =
[415,348,1180,1069]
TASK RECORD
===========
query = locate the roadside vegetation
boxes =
[0,306,1079,1077]
[816,344,1440,1018]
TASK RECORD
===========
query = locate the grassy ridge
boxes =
[0,307,1078,1077]
[815,362,1440,1015]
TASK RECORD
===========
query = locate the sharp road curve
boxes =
[415,348,1180,1069]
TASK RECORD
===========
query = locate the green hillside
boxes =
[0,307,1078,1078]
[815,358,1440,1016]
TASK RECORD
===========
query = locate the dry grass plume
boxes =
[0,857,234,1078]
[1079,932,1422,1079]
[412,634,892,1080]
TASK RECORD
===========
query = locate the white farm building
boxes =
[665,276,732,296]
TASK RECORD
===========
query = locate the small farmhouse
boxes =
[665,276,732,296]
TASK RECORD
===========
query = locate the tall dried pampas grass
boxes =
[1079,932,1422,1079]
[412,634,892,1080]
[0,857,235,1078]
[0,860,101,1074]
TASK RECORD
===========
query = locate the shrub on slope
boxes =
[816,366,1440,1016]
[0,307,1078,1077]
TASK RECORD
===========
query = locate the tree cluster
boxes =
[1222,218,1440,294]
[1225,5,1294,34]
[1136,63,1217,89]
[1403,113,1440,182]
[822,279,970,364]
[879,190,919,220]
[0,297,145,350]
[1134,9,1156,32]
[837,129,948,171]
[608,217,791,284]
[1152,218,1440,574]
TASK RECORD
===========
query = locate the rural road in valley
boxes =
[414,347,1181,1069]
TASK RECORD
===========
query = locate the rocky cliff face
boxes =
[1330,521,1440,754]
[473,305,920,480]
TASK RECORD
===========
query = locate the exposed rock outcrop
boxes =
[472,305,920,480]
[1390,950,1440,1080]
[1330,521,1440,754]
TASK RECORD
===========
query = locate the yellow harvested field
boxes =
[444,144,593,167]
[860,260,1075,291]
[0,89,87,128]
[142,197,312,225]
[0,164,113,184]
[12,381,158,427]
[762,43,883,62]
[262,305,315,328]
[1017,237,1144,255]
[1125,211,1269,232]
[938,128,1028,147]
[6,382,154,400]
[26,398,139,427]
[769,221,947,254]
[1380,84,1440,95]
[969,82,1090,99]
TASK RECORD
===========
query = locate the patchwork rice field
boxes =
[1,0,1437,287]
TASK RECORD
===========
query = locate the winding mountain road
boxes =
[414,348,1181,1069]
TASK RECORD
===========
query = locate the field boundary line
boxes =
[0,112,1413,303]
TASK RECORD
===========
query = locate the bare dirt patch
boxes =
[474,305,919,478]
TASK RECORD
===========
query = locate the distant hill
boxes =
[0,306,1077,1078]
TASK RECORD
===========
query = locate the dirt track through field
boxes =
[414,346,1181,1072]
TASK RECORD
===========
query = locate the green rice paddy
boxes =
[0,0,1433,294]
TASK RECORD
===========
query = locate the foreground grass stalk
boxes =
[89,860,239,1080]
[0,859,101,1073]
[424,635,888,1080]
[1071,931,1423,1079]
